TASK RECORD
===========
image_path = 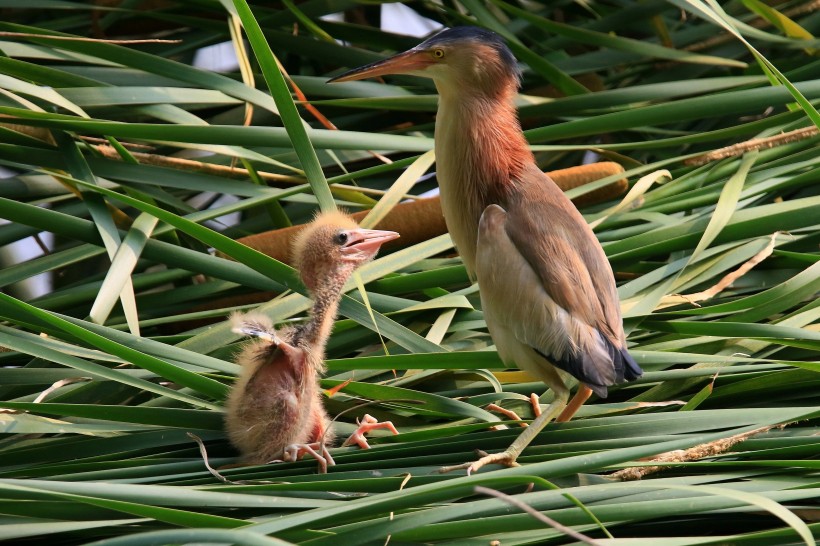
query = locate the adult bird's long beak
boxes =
[327,49,432,83]
[341,228,400,260]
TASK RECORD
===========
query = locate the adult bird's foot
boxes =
[485,403,525,429]
[281,442,335,474]
[342,414,399,449]
[486,396,543,430]
[530,393,542,417]
[438,449,521,475]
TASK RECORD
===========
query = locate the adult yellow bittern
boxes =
[226,212,399,472]
[330,27,642,473]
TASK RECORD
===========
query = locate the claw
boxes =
[466,451,521,475]
[438,449,520,475]
[342,414,399,449]
[281,442,335,473]
[440,392,567,476]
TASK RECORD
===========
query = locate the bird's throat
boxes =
[300,275,347,366]
[434,89,532,274]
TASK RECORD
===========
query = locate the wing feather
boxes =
[505,166,624,343]
[476,172,642,397]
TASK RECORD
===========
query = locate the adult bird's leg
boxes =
[342,414,399,449]
[440,383,569,475]
[556,384,593,423]
[282,442,336,474]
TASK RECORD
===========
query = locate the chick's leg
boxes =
[282,442,336,474]
[341,414,399,449]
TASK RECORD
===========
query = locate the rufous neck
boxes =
[436,82,532,192]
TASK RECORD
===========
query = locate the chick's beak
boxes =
[328,49,432,83]
[341,229,400,260]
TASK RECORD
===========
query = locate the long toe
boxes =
[530,393,542,417]
[282,442,332,474]
[342,432,368,449]
[468,451,521,475]
[486,403,526,428]
[342,415,399,449]
[438,450,521,475]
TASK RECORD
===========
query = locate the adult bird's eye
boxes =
[432,48,445,59]
[334,231,349,245]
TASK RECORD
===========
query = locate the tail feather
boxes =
[535,332,643,399]
[620,347,643,382]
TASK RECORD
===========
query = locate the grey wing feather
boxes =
[230,312,281,345]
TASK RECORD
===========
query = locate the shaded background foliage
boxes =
[0,0,818,545]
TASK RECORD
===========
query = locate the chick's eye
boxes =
[334,231,349,245]
[432,48,445,59]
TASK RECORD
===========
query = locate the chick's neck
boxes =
[299,265,353,366]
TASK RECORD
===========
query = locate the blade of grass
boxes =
[229,0,335,212]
